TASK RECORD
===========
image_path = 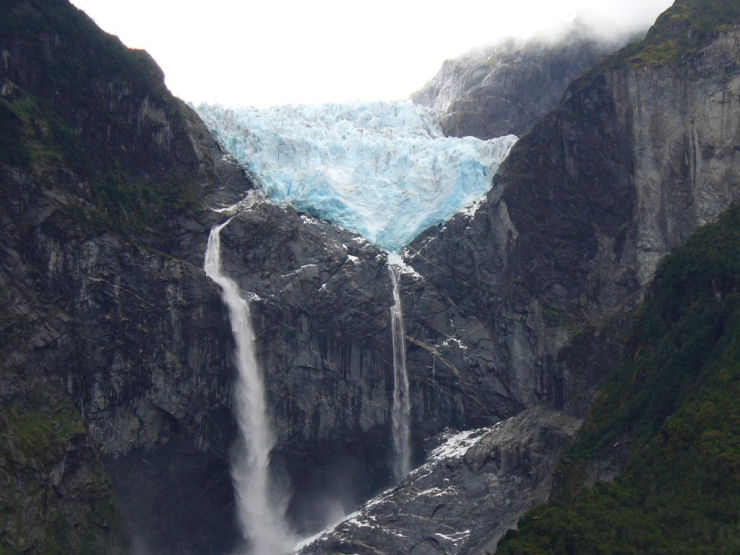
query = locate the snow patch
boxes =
[462,198,485,217]
[442,337,468,350]
[415,486,449,498]
[435,529,472,544]
[387,252,422,279]
[428,427,490,463]
[213,189,262,214]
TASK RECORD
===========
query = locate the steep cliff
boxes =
[411,24,631,139]
[497,203,740,553]
[296,2,740,549]
[394,0,740,548]
[314,203,739,555]
[1,1,488,549]
[0,1,251,551]
[406,0,740,417]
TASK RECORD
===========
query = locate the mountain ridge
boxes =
[411,22,637,139]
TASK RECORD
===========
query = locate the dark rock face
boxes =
[0,384,127,554]
[1,1,495,546]
[411,25,631,139]
[406,23,740,419]
[217,202,398,532]
[298,407,581,554]
[107,443,236,555]
[211,198,551,533]
[211,200,499,532]
[0,103,243,555]
[1,1,250,551]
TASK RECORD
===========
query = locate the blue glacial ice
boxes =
[197,101,517,252]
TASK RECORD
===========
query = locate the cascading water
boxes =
[388,255,411,481]
[204,218,294,555]
[197,99,519,510]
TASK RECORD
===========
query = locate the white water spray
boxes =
[204,219,293,555]
[388,257,411,481]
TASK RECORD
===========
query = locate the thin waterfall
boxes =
[204,218,294,555]
[388,257,411,481]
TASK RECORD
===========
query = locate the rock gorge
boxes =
[0,0,738,553]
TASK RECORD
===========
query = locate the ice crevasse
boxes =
[197,101,517,252]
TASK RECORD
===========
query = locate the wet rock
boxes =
[298,407,581,554]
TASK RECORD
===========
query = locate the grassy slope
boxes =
[0,394,126,554]
[580,0,740,80]
[496,204,740,553]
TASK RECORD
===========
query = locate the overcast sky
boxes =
[69,0,673,107]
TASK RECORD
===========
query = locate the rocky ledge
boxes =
[298,407,581,554]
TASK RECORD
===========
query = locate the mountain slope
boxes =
[1,1,492,549]
[497,203,740,553]
[395,0,740,545]
[411,24,631,139]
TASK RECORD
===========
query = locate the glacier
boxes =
[197,101,517,252]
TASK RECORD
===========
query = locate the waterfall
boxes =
[204,218,293,555]
[388,257,411,481]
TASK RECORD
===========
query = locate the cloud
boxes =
[71,0,674,107]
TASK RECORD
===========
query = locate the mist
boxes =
[67,0,675,127]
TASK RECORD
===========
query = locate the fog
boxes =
[69,0,674,115]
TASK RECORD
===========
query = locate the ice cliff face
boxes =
[197,102,517,251]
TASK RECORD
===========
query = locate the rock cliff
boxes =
[1,1,503,549]
[313,1,739,548]
[497,203,740,553]
[405,0,740,418]
[1,1,250,551]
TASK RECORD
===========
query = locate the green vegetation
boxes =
[0,401,85,460]
[497,204,740,554]
[578,0,740,81]
[0,100,30,167]
[0,0,202,236]
[0,393,127,554]
[2,1,167,99]
[89,173,200,232]
[0,95,84,170]
[0,89,197,233]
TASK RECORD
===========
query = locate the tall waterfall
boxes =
[204,219,293,555]
[388,257,411,481]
